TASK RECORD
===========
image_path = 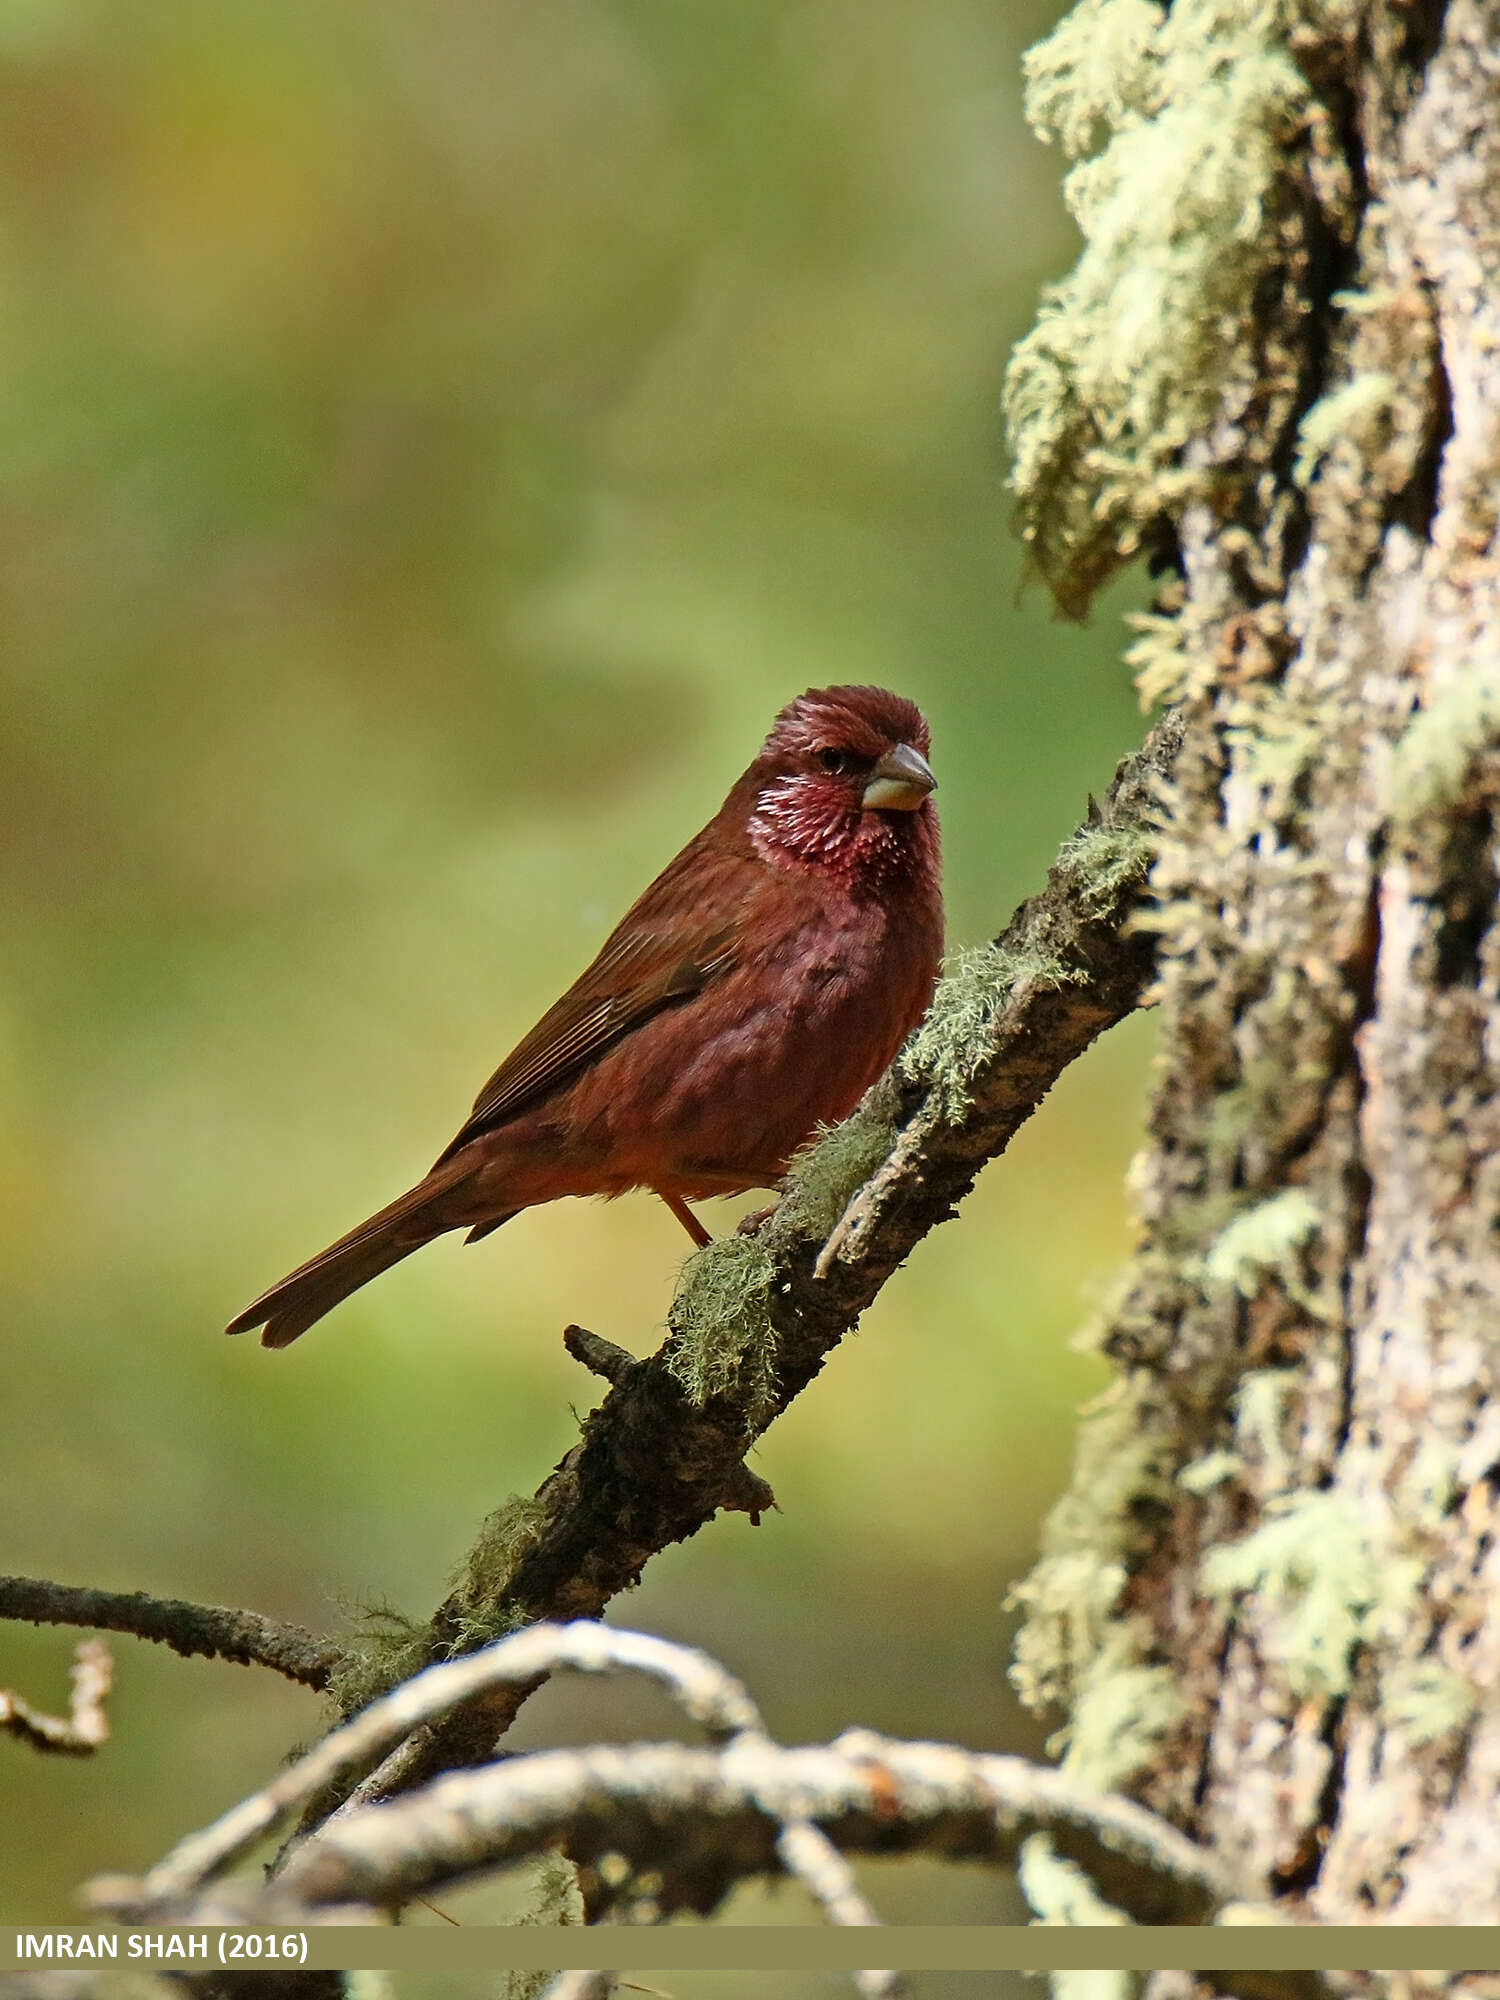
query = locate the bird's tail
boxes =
[225,1158,511,1349]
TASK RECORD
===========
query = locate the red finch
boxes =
[227,684,941,1348]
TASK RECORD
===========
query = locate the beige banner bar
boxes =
[4,1927,1500,1975]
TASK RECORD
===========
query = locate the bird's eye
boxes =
[817,748,855,775]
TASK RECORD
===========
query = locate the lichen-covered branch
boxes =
[0,1574,342,1691]
[0,1638,113,1754]
[311,709,1182,1810]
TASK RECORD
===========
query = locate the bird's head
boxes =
[746,684,939,888]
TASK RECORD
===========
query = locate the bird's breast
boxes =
[556,885,941,1195]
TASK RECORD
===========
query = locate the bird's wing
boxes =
[432,885,741,1166]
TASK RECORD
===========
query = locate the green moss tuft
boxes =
[323,1604,434,1719]
[1004,0,1327,618]
[666,1231,780,1419]
[784,1099,901,1240]
[324,1498,553,1714]
[900,941,1073,1121]
[443,1493,552,1652]
[1053,821,1155,912]
[501,1855,585,1996]
[662,1100,900,1418]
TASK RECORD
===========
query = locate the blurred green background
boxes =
[0,0,1153,1965]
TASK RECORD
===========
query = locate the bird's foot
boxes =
[657,1190,713,1248]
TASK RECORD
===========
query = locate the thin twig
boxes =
[329,1617,771,1828]
[100,1622,765,1910]
[776,1819,904,1999]
[264,1733,1231,1924]
[0,1575,342,1690]
[92,1625,1232,1931]
[563,1326,638,1386]
[0,1639,113,1754]
[776,1819,883,1928]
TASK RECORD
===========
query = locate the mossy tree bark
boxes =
[1007,0,1500,1937]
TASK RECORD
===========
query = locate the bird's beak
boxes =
[862,742,936,812]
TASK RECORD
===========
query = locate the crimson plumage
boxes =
[227,684,942,1348]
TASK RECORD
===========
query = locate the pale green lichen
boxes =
[1178,1447,1242,1493]
[1020,1823,1133,2000]
[323,1603,434,1719]
[1223,708,1322,807]
[1390,665,1500,819]
[1053,821,1155,913]
[501,1855,585,1997]
[1019,1832,1133,1952]
[1381,1661,1476,1747]
[666,1231,779,1419]
[1396,1435,1460,1529]
[1126,602,1204,710]
[1292,371,1396,488]
[1022,0,1164,158]
[1010,1374,1179,1717]
[1203,1064,1282,1165]
[1233,1366,1301,1485]
[1056,1629,1185,1791]
[1155,1186,1242,1261]
[1038,1971,1136,2000]
[1009,1279,1186,1869]
[1202,1489,1423,1699]
[347,1977,397,2000]
[1005,0,1325,617]
[440,1601,532,1659]
[1012,1547,1130,1712]
[900,940,1073,1122]
[1203,1188,1322,1305]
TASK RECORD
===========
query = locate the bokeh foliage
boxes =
[0,0,1150,1948]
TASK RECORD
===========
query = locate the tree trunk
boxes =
[1005,0,1500,1940]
